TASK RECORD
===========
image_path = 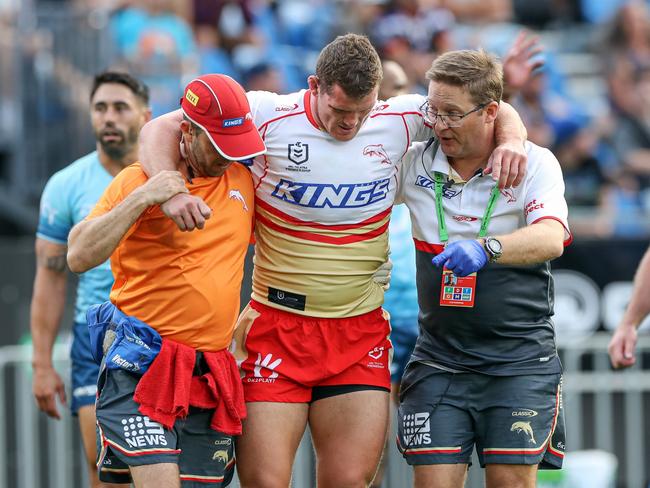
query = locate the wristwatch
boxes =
[483,236,503,262]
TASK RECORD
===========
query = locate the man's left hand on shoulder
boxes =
[485,141,526,189]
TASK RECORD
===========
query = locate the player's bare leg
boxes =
[485,464,537,488]
[130,463,179,488]
[236,402,309,488]
[309,390,389,488]
[78,405,126,488]
[370,382,400,488]
[413,464,468,488]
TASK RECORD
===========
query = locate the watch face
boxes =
[487,238,502,254]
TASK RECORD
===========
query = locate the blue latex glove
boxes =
[431,240,488,277]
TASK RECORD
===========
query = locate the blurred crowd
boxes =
[3,0,650,237]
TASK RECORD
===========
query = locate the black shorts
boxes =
[95,366,236,487]
[397,362,565,469]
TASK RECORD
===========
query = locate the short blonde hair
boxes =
[426,49,503,105]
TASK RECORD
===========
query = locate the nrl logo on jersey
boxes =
[288,141,309,165]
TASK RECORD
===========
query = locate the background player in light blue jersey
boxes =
[30,71,151,488]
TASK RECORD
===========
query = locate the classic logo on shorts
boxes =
[402,412,431,445]
[121,416,167,448]
[510,421,536,444]
[248,352,283,383]
[511,409,538,418]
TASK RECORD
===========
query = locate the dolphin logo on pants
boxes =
[511,421,536,444]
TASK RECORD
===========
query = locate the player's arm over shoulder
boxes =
[139,109,183,176]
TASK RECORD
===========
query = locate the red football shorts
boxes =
[233,300,392,403]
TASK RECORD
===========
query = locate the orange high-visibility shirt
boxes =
[88,162,254,351]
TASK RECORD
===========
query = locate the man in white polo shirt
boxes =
[396,49,570,488]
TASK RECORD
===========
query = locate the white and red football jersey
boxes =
[246,90,431,317]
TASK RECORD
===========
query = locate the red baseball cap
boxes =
[180,74,266,160]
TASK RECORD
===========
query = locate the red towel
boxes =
[133,339,246,435]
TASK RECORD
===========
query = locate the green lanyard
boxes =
[433,172,500,244]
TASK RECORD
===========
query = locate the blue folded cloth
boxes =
[86,301,162,374]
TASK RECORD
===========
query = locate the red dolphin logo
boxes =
[500,188,516,203]
[363,144,392,165]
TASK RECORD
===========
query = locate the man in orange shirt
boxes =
[67,74,266,488]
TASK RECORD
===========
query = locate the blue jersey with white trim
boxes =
[37,151,114,324]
